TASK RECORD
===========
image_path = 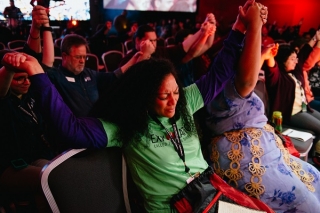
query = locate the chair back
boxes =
[41,148,128,213]
[124,39,134,54]
[54,38,63,48]
[85,53,99,71]
[165,37,175,46]
[7,40,26,51]
[53,56,62,67]
[0,42,6,50]
[101,50,124,72]
[106,37,125,54]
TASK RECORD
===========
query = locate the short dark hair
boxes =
[60,34,89,55]
[133,24,156,49]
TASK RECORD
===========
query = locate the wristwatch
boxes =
[41,26,53,32]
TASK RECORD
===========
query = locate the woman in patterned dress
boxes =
[205,9,320,213]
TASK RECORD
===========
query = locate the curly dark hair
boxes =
[93,58,196,147]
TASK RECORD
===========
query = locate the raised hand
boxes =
[31,5,50,29]
[233,0,268,33]
[201,22,216,37]
[238,1,264,30]
[205,13,216,25]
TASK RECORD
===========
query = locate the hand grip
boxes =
[1,58,26,73]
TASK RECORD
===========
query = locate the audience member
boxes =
[3,0,22,31]
[263,30,320,167]
[0,49,54,212]
[302,29,320,112]
[119,14,216,72]
[204,2,320,212]
[89,20,113,63]
[24,6,143,118]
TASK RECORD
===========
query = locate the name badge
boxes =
[186,176,194,184]
[65,77,75,82]
[186,172,200,184]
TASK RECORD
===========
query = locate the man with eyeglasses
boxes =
[24,6,144,119]
[0,50,54,212]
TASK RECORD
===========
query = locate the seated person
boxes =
[118,13,216,68]
[205,3,320,212]
[0,50,54,213]
[24,6,147,117]
[263,31,320,166]
[303,29,320,112]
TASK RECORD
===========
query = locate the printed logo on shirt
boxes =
[150,126,189,149]
[84,76,91,82]
[65,76,75,82]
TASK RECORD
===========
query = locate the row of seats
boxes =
[0,40,26,52]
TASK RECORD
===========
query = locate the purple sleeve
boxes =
[30,74,108,148]
[195,30,245,105]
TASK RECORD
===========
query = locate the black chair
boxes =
[85,53,100,71]
[7,40,26,51]
[101,50,124,72]
[0,42,6,50]
[54,38,63,48]
[124,39,134,54]
[106,37,125,55]
[165,36,175,46]
[53,56,62,67]
[40,148,130,213]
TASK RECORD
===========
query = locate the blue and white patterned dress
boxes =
[206,80,320,213]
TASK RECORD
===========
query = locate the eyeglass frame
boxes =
[65,53,89,60]
[13,76,30,84]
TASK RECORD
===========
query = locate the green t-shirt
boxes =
[100,84,208,212]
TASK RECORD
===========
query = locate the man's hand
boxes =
[140,40,156,56]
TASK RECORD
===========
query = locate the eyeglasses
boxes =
[13,76,29,84]
[68,54,88,60]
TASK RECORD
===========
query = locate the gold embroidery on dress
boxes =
[244,129,265,199]
[265,125,315,192]
[210,124,316,200]
[223,131,244,187]
[211,128,266,198]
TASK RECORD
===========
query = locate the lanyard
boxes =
[18,103,38,124]
[150,115,191,175]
